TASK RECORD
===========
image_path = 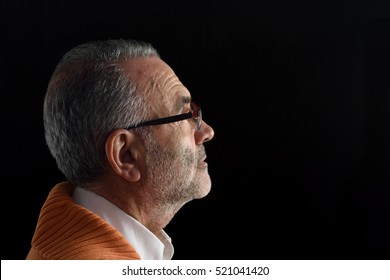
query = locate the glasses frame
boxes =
[126,102,202,130]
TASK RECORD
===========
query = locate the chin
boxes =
[196,180,212,198]
[189,171,212,199]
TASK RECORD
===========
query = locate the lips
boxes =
[197,157,208,169]
[197,146,207,168]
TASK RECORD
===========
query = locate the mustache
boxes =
[197,145,207,160]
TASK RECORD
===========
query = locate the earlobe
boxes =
[105,129,141,182]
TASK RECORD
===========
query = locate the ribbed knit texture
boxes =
[26,182,140,260]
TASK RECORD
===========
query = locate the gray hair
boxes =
[43,39,160,187]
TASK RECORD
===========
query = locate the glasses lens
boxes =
[191,102,202,130]
[196,107,202,130]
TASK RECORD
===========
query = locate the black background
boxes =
[1,0,390,260]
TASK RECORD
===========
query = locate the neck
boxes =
[86,179,185,235]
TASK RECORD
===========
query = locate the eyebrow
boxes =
[175,95,191,112]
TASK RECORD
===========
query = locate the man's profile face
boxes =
[124,57,214,206]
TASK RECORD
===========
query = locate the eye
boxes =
[190,102,200,118]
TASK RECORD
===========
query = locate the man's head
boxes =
[44,39,214,212]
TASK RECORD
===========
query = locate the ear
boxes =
[105,129,142,182]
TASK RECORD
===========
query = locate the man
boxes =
[26,39,215,260]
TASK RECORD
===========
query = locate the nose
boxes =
[195,120,214,144]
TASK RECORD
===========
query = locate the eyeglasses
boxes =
[126,102,202,130]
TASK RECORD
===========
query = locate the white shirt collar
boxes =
[72,187,174,260]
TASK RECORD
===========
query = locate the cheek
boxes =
[154,125,181,146]
[153,122,197,157]
[164,128,195,148]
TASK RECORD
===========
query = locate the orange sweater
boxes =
[26,182,140,260]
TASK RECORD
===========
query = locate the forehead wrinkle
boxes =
[154,70,172,112]
[159,72,181,92]
[141,76,161,115]
[158,71,187,110]
[142,70,182,116]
